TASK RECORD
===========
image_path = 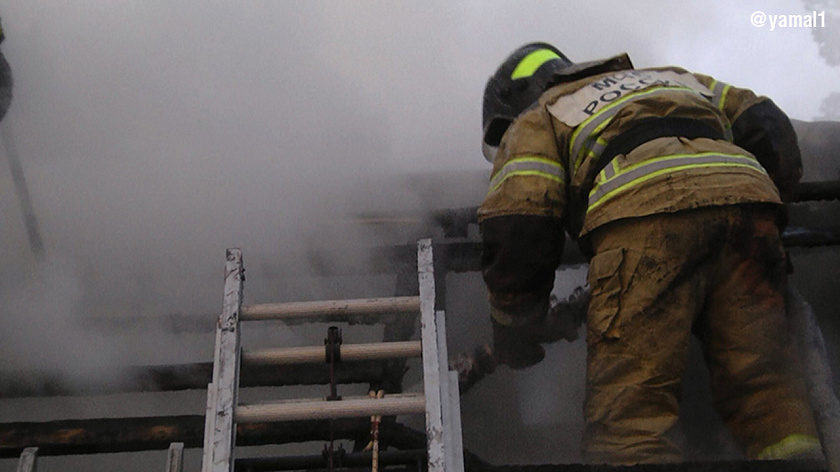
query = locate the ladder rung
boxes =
[235,393,426,423]
[241,296,420,321]
[242,340,422,365]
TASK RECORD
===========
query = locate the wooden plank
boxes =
[202,249,244,472]
[235,394,426,423]
[242,341,422,365]
[418,239,445,472]
[241,296,420,321]
[166,442,184,472]
[16,447,37,472]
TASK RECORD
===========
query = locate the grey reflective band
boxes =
[569,86,703,173]
[488,156,566,194]
[602,160,617,180]
[588,152,767,210]
[710,80,731,111]
[709,80,734,141]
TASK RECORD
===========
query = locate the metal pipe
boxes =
[242,341,422,365]
[235,394,426,424]
[242,297,420,321]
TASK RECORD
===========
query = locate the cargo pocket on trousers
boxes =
[587,247,624,340]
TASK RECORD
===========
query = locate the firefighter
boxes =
[479,42,821,464]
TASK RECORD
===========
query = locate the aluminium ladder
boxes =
[201,239,464,472]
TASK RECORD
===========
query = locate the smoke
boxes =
[803,0,840,66]
[0,257,128,390]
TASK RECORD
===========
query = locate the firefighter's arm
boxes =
[695,73,803,200]
[477,105,566,369]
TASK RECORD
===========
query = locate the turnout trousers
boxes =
[582,204,819,464]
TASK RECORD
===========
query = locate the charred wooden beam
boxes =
[1,418,827,470]
[0,360,392,399]
[793,181,840,202]
[0,417,446,460]
[0,416,371,458]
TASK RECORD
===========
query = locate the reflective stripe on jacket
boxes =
[478,62,793,239]
[478,58,802,326]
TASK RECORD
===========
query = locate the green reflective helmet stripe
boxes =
[510,49,562,80]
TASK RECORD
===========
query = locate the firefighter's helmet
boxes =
[482,42,572,163]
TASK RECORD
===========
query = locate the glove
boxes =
[491,319,546,370]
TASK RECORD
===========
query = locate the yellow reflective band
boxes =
[491,156,564,182]
[569,86,701,173]
[717,84,731,110]
[588,152,765,212]
[757,434,821,460]
[570,86,678,149]
[598,157,617,182]
[511,49,561,79]
[488,170,565,195]
[574,124,612,174]
[590,162,763,212]
[488,156,566,194]
[709,80,733,140]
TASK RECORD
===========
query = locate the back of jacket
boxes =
[478,57,802,325]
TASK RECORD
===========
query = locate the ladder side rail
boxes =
[165,442,185,472]
[16,447,38,472]
[447,369,466,472]
[435,309,465,472]
[202,248,245,472]
[201,382,216,472]
[418,239,445,472]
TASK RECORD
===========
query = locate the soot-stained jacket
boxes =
[478,54,802,327]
